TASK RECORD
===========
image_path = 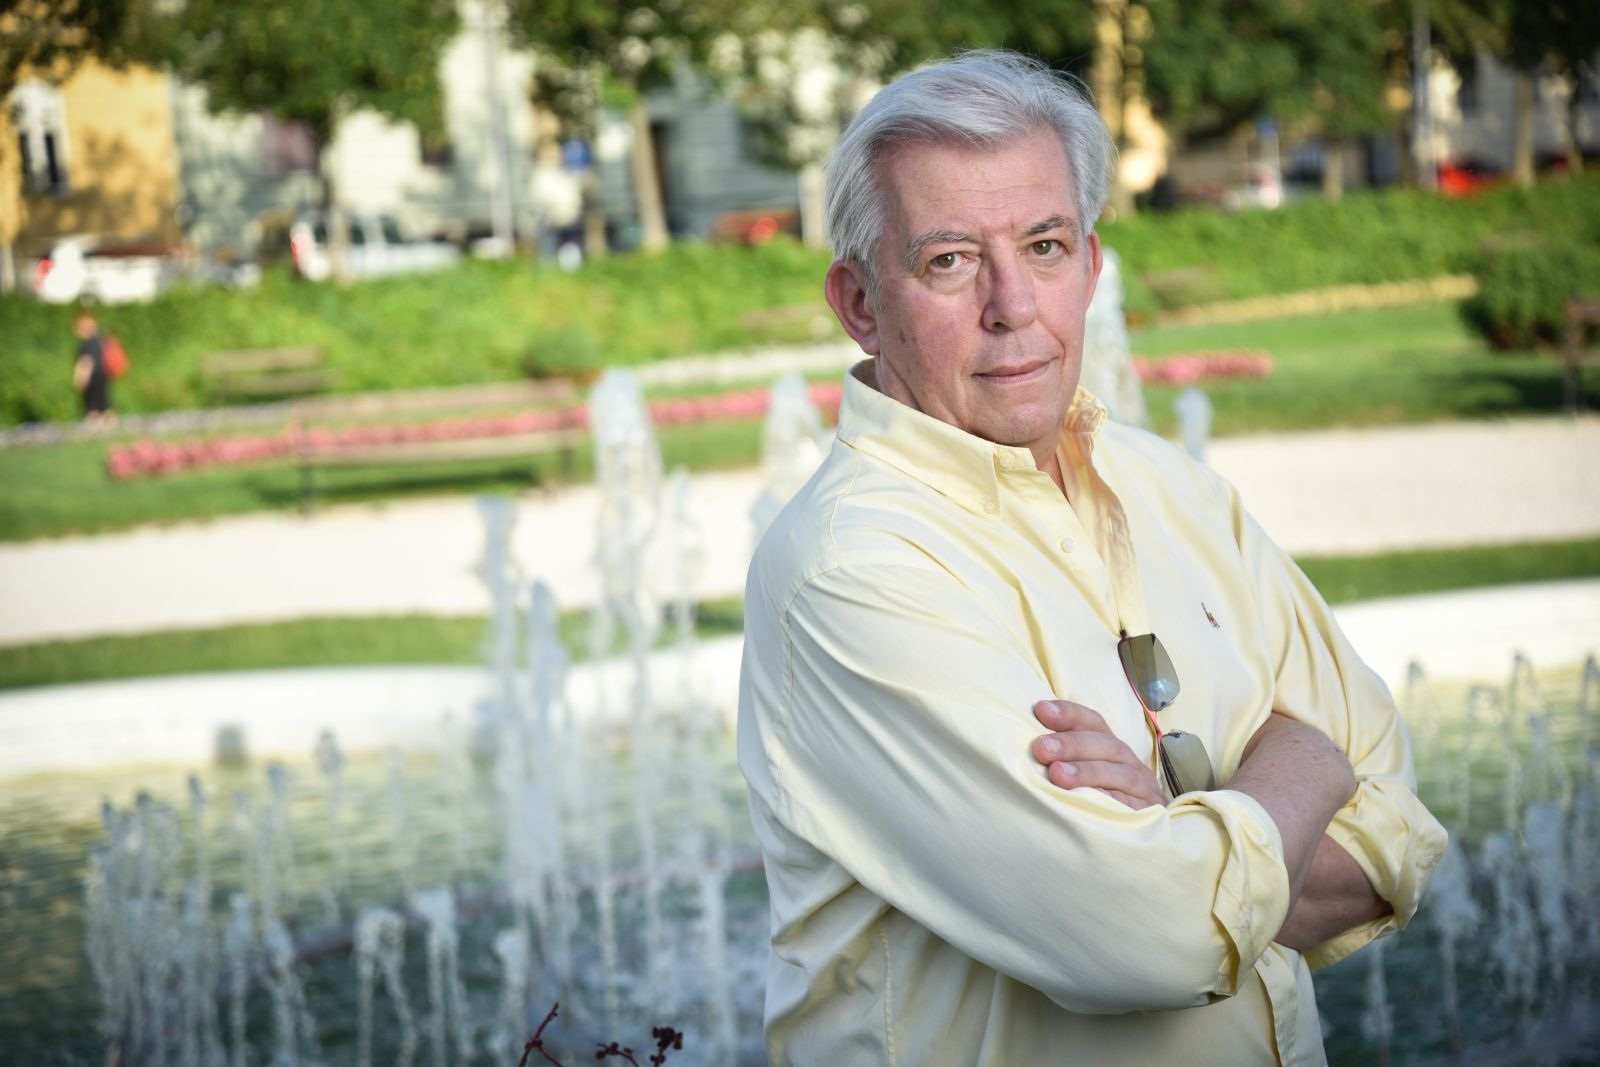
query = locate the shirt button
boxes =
[983,500,998,514]
[1060,537,1075,552]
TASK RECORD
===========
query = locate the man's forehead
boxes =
[878,134,1080,232]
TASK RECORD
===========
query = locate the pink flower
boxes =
[1132,350,1274,385]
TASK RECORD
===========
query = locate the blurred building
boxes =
[7,62,184,261]
[1427,49,1600,176]
[604,69,815,243]
[1153,48,1598,210]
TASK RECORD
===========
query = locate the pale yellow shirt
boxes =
[738,362,1447,1066]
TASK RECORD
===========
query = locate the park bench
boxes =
[290,378,585,512]
[202,346,335,402]
[1560,297,1600,417]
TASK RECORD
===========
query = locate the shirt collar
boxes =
[836,358,1111,511]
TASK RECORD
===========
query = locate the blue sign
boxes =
[561,139,592,171]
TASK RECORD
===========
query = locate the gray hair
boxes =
[824,50,1116,288]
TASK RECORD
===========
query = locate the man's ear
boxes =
[1084,230,1104,305]
[825,260,881,356]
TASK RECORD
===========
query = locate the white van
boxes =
[32,236,183,304]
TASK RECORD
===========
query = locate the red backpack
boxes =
[103,334,129,379]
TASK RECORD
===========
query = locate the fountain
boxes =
[1326,654,1600,1065]
[78,369,765,1066]
[1174,385,1214,463]
[749,373,831,541]
[1081,246,1150,428]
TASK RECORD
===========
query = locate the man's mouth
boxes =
[975,358,1052,383]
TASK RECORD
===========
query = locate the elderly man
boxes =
[737,50,1446,1065]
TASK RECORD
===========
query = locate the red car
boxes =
[1436,156,1505,196]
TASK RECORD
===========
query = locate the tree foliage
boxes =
[1,0,154,99]
[701,0,1098,172]
[152,0,459,147]
[1141,0,1395,142]
[1430,0,1600,103]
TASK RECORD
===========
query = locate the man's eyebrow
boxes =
[903,229,971,273]
[1028,214,1082,247]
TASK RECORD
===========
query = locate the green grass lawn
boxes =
[2,540,1592,691]
[3,301,1595,541]
[1133,301,1599,437]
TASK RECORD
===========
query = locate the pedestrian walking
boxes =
[72,310,116,425]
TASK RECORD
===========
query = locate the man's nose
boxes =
[981,254,1038,332]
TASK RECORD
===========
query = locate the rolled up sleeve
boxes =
[1230,489,1448,968]
[758,561,1292,1014]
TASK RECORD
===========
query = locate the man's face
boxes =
[827,132,1102,467]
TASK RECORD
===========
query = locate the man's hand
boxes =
[1030,700,1166,810]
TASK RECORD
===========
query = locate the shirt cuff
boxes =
[1306,778,1449,969]
[1171,788,1292,995]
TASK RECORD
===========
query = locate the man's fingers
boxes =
[1030,729,1137,767]
[1046,759,1165,810]
[1032,700,1112,733]
[1031,698,1167,809]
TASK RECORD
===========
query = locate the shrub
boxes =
[523,324,604,380]
[1460,241,1600,350]
[1103,175,1600,309]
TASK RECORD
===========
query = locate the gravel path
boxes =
[2,416,1597,647]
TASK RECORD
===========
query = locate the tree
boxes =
[704,19,888,249]
[153,0,459,271]
[1283,0,1395,201]
[1431,0,1600,184]
[1140,0,1396,201]
[704,0,1100,241]
[1,0,151,100]
[506,0,720,253]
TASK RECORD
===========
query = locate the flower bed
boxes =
[107,382,845,480]
[1130,349,1274,386]
[104,355,1273,483]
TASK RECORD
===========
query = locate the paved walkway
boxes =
[1,415,1598,647]
[3,579,1595,777]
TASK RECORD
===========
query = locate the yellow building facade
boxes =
[6,59,182,262]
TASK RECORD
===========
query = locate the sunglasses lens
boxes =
[1159,730,1215,795]
[1117,633,1181,712]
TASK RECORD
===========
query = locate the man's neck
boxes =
[1036,447,1069,499]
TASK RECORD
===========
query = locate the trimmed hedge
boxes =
[1460,241,1600,349]
[1103,175,1600,317]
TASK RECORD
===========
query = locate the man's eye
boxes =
[930,252,959,270]
[1031,239,1060,255]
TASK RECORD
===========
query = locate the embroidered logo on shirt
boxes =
[1202,602,1221,629]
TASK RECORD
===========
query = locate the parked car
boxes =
[1220,162,1285,211]
[263,212,461,282]
[30,236,260,304]
[1436,156,1504,197]
[31,236,184,304]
